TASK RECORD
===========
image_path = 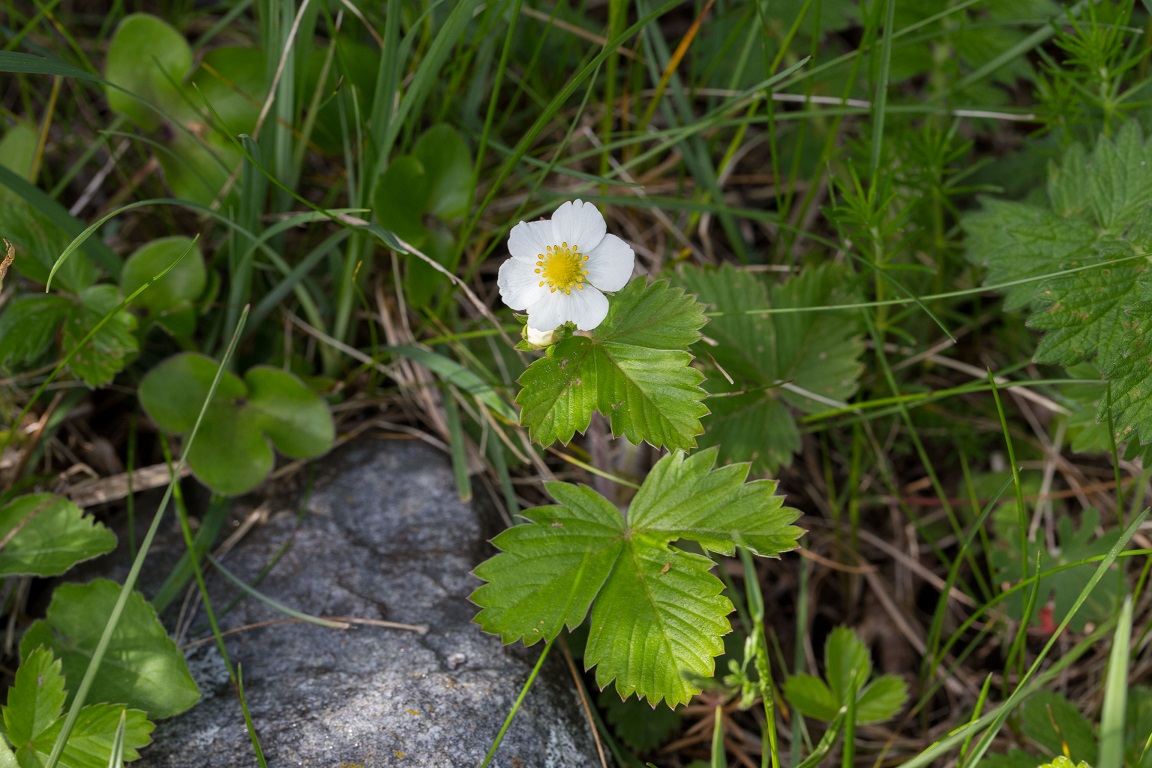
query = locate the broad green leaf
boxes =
[61,285,138,387]
[20,580,199,720]
[386,344,517,422]
[472,450,802,706]
[0,494,116,577]
[138,352,246,433]
[412,124,472,220]
[139,353,332,494]
[105,14,192,130]
[597,690,681,752]
[781,674,838,721]
[680,264,863,472]
[184,404,273,496]
[187,47,265,134]
[373,156,431,245]
[119,236,206,321]
[245,367,335,459]
[0,193,99,294]
[517,278,709,451]
[0,121,37,180]
[2,647,65,755]
[0,295,73,370]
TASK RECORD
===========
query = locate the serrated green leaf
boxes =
[35,705,152,768]
[61,285,138,387]
[0,295,73,370]
[0,738,15,768]
[856,676,909,723]
[586,537,731,706]
[1019,692,1097,766]
[595,277,708,350]
[964,200,1098,311]
[473,486,624,644]
[19,580,199,720]
[967,121,1152,447]
[680,264,863,472]
[0,494,116,577]
[628,448,802,557]
[597,689,681,752]
[3,647,65,754]
[516,278,709,450]
[472,450,803,706]
[825,626,871,704]
[782,674,838,721]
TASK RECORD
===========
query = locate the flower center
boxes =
[535,242,589,294]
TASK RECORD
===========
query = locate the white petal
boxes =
[584,233,634,292]
[550,200,606,253]
[526,286,609,332]
[507,219,555,263]
[525,326,558,346]
[498,256,548,310]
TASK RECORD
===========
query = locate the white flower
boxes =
[497,200,635,332]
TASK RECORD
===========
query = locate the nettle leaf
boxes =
[0,494,116,577]
[20,580,199,720]
[965,121,1152,445]
[139,353,334,495]
[517,278,709,451]
[472,449,802,707]
[680,263,864,473]
[1,647,153,768]
[783,626,908,725]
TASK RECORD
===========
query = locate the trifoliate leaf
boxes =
[0,494,116,577]
[783,626,907,725]
[965,120,1152,446]
[0,295,73,370]
[139,353,334,494]
[2,647,153,768]
[20,580,199,720]
[472,448,802,707]
[680,263,864,473]
[516,277,709,451]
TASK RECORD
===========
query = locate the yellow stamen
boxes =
[536,242,589,294]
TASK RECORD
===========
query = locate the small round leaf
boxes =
[245,367,335,459]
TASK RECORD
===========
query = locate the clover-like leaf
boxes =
[119,235,206,337]
[472,448,802,707]
[20,580,199,720]
[0,494,116,577]
[680,263,864,472]
[139,353,334,495]
[105,14,193,130]
[516,277,709,451]
[783,626,908,725]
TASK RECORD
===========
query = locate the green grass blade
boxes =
[1098,596,1133,768]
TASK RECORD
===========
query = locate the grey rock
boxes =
[140,439,604,768]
